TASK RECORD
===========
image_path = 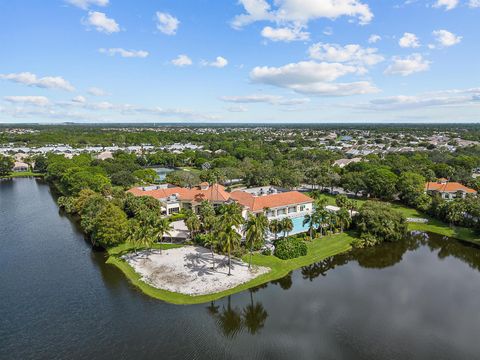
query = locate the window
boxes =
[299,205,306,212]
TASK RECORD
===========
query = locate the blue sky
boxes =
[0,0,479,123]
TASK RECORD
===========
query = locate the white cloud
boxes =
[261,26,309,42]
[431,29,462,48]
[72,95,86,103]
[65,0,108,10]
[99,48,149,58]
[433,0,459,10]
[353,88,480,111]
[88,87,108,96]
[155,12,179,35]
[171,54,193,67]
[201,56,229,68]
[226,105,248,112]
[308,43,384,66]
[4,96,50,107]
[368,34,381,43]
[399,32,420,48]
[0,72,75,92]
[469,0,480,8]
[220,94,310,106]
[250,60,379,96]
[232,0,374,28]
[384,54,430,76]
[83,11,120,34]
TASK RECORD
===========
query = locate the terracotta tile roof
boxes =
[425,182,477,194]
[127,183,231,203]
[230,190,313,211]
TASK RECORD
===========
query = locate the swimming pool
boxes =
[290,216,310,235]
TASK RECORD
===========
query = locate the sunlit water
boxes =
[1,178,480,360]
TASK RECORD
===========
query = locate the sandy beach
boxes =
[123,246,269,296]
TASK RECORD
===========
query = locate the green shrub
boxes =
[274,237,308,260]
[262,248,272,256]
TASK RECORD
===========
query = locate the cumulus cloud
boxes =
[368,34,381,43]
[65,0,108,10]
[433,0,459,10]
[250,61,379,96]
[0,72,75,92]
[83,11,120,34]
[99,48,149,58]
[431,29,462,48]
[220,94,310,106]
[399,32,420,48]
[261,26,309,42]
[4,96,50,107]
[384,54,430,76]
[201,56,228,68]
[156,12,179,35]
[232,0,373,28]
[88,87,108,96]
[308,43,384,67]
[171,54,193,67]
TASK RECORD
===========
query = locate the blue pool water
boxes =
[290,216,310,235]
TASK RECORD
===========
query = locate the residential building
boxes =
[13,161,29,172]
[425,179,477,200]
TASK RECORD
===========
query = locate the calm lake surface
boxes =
[1,178,480,360]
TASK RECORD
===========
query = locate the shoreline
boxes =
[106,233,354,305]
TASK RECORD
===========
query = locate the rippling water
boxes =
[1,178,480,360]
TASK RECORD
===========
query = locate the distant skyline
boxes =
[0,0,479,124]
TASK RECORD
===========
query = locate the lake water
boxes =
[1,178,480,359]
[151,167,174,181]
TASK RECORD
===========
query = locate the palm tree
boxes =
[316,208,330,236]
[218,223,242,276]
[244,212,269,268]
[185,210,201,240]
[303,211,320,239]
[280,217,293,238]
[336,208,351,232]
[268,219,281,242]
[203,232,218,270]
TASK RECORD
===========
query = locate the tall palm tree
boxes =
[268,219,281,242]
[203,232,218,270]
[303,211,320,239]
[185,211,201,240]
[245,212,269,268]
[336,208,351,232]
[280,217,293,238]
[219,224,242,276]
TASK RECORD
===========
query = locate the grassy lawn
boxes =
[320,193,480,245]
[105,233,354,305]
[1,171,44,179]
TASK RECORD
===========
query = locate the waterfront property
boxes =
[127,183,314,227]
[12,161,29,172]
[425,179,477,200]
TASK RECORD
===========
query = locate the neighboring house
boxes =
[96,151,113,161]
[333,157,362,168]
[425,179,477,200]
[13,161,29,172]
[127,183,314,220]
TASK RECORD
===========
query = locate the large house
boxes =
[13,161,29,172]
[127,183,313,222]
[425,179,477,200]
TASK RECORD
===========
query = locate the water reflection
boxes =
[207,288,269,338]
[300,231,480,282]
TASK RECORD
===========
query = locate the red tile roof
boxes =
[127,183,231,203]
[230,190,313,211]
[425,181,477,194]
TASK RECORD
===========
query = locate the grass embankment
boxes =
[106,233,354,305]
[1,171,44,179]
[321,194,480,245]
